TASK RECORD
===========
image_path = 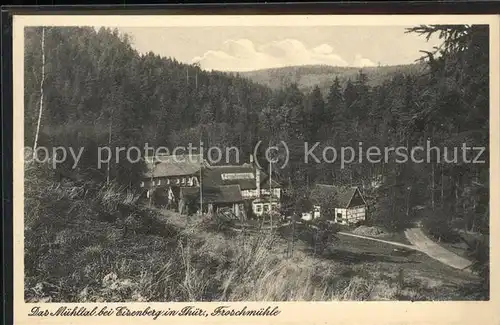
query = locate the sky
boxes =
[116,26,441,72]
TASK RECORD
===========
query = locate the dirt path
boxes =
[155,208,474,271]
[404,228,474,270]
[338,230,474,271]
[337,232,417,250]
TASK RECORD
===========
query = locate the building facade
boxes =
[202,159,282,217]
[178,184,245,218]
[140,154,207,206]
[302,184,367,225]
[140,153,282,218]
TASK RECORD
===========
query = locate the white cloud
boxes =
[222,39,257,59]
[353,54,377,68]
[312,44,334,55]
[192,39,360,72]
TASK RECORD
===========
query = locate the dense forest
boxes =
[24,25,489,237]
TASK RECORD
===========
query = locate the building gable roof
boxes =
[310,184,364,208]
[180,185,243,204]
[202,164,281,190]
[143,154,206,178]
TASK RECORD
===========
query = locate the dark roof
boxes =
[310,184,360,208]
[180,185,243,204]
[202,164,281,190]
[143,154,206,178]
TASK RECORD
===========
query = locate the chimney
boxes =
[251,154,260,197]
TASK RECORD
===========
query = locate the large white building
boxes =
[140,153,281,218]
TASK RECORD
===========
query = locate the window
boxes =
[336,213,343,222]
[263,204,270,212]
[188,177,193,186]
[157,179,161,185]
[255,204,263,214]
[152,180,156,186]
[140,181,144,188]
[181,178,186,185]
[166,179,170,185]
[175,178,180,185]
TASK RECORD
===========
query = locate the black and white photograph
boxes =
[19,16,492,307]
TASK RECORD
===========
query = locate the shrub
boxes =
[422,213,460,243]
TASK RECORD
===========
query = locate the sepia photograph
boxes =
[17,15,494,311]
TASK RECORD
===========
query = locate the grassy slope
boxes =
[235,63,427,94]
[24,163,484,302]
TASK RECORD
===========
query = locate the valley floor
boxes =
[157,208,483,301]
[24,177,486,302]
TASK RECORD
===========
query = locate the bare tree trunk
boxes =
[463,200,468,231]
[472,199,477,232]
[33,27,46,159]
[441,165,445,210]
[431,162,435,210]
[313,228,317,257]
[269,158,273,232]
[454,175,459,214]
[106,117,112,184]
[149,161,155,207]
[430,126,436,211]
[406,186,411,216]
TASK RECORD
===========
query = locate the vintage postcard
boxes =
[12,13,500,325]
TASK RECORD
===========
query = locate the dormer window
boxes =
[140,181,145,188]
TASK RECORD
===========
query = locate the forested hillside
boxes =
[237,63,427,94]
[24,24,490,301]
[25,27,272,183]
[25,25,489,235]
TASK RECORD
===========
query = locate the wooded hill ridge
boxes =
[236,63,428,95]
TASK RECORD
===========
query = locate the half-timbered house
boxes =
[302,184,367,225]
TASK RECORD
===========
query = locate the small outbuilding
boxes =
[302,184,367,225]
